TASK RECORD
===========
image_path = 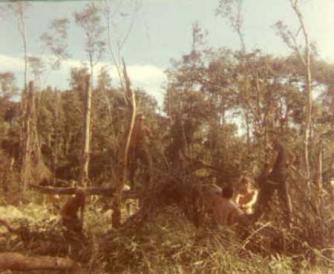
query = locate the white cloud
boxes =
[0,54,24,71]
[62,58,83,68]
[62,60,167,103]
[123,64,166,95]
[0,54,167,106]
[108,64,167,106]
[127,64,165,81]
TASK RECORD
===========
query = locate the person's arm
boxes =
[144,125,152,139]
[75,190,85,226]
[287,150,296,167]
[244,190,258,209]
[79,204,84,227]
[235,194,241,205]
[269,148,278,171]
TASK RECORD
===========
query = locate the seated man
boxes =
[212,185,244,226]
[235,176,258,214]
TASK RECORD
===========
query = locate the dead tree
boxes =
[275,0,313,189]
[80,75,92,187]
[29,184,137,199]
[112,60,137,228]
[21,81,51,192]
[0,252,86,273]
[290,0,313,190]
[315,141,323,191]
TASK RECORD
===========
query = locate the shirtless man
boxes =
[128,113,153,189]
[212,185,244,226]
[235,176,258,214]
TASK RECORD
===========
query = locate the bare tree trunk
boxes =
[80,75,92,187]
[104,4,125,91]
[80,54,94,187]
[52,91,61,185]
[244,111,251,152]
[21,83,32,191]
[290,0,313,190]
[315,141,323,191]
[13,2,29,92]
[304,50,312,187]
[21,20,28,93]
[235,2,246,54]
[89,55,94,87]
[303,36,312,188]
[15,3,29,191]
[112,60,137,228]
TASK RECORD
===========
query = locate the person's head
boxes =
[222,185,234,199]
[330,178,334,189]
[265,132,279,151]
[264,161,270,168]
[136,113,145,121]
[74,188,86,203]
[240,176,253,192]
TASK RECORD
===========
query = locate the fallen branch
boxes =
[29,184,138,199]
[183,154,220,172]
[240,221,271,250]
[0,252,86,273]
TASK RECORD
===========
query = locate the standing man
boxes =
[255,135,294,226]
[128,113,153,189]
[61,189,86,241]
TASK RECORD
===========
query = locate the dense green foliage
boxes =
[0,1,333,273]
[0,45,333,272]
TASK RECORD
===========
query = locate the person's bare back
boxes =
[212,186,243,226]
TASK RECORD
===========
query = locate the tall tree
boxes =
[40,17,70,70]
[74,3,106,186]
[21,82,51,192]
[216,0,245,53]
[112,60,137,228]
[4,2,30,91]
[80,75,92,186]
[275,0,313,187]
[0,72,18,101]
[39,18,70,182]
[27,56,45,89]
[102,0,141,88]
[216,0,255,153]
[74,3,106,83]
[2,3,32,186]
[0,72,18,141]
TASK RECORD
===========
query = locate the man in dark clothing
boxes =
[61,189,86,242]
[255,136,294,226]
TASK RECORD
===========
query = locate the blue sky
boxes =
[0,0,334,107]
